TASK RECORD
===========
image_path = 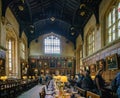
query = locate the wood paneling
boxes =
[28,56,75,76]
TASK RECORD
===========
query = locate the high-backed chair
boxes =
[86,91,100,98]
[74,86,86,97]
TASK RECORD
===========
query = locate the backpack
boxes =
[111,77,118,92]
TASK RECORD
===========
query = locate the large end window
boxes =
[44,35,60,54]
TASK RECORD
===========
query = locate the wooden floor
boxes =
[17,84,44,98]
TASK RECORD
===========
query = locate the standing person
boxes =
[94,69,105,92]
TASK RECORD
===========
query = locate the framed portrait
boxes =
[0,58,5,66]
[29,59,36,68]
[106,54,119,70]
[0,58,5,75]
[68,61,72,68]
[96,59,105,70]
[38,60,43,68]
[50,60,56,68]
[56,60,61,67]
[61,60,66,68]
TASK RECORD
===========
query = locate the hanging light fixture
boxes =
[71,32,75,35]
[18,0,24,11]
[80,11,85,16]
[18,5,24,11]
[30,30,34,33]
[50,17,55,21]
[70,26,75,36]
[30,25,34,33]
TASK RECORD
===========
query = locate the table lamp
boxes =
[60,76,68,83]
[22,76,27,80]
[0,76,7,81]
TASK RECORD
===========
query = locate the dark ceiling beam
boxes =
[19,22,26,38]
[81,12,92,28]
[30,3,50,14]
[66,1,78,10]
[94,6,100,26]
[1,0,12,17]
[80,26,84,41]
[30,0,51,9]
[60,0,65,18]
[41,0,45,18]
[32,14,73,25]
[29,1,38,6]
[70,0,79,4]
[19,20,32,39]
[25,0,33,22]
[72,3,80,26]
[93,0,102,27]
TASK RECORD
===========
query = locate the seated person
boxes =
[111,72,120,98]
[76,69,84,88]
[81,70,95,91]
[94,69,111,98]
[116,72,120,98]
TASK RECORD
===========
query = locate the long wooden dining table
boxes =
[43,79,80,98]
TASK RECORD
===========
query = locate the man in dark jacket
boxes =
[81,70,95,91]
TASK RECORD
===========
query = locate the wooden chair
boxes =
[86,91,100,98]
[74,93,85,98]
[74,86,86,97]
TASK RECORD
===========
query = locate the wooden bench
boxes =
[86,91,100,98]
[74,86,86,97]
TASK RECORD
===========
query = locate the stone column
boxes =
[18,39,22,79]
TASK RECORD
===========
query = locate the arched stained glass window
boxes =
[44,35,60,54]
